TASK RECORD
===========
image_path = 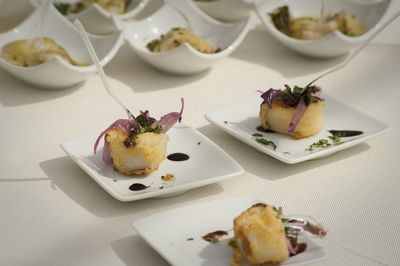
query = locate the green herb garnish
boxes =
[74,2,85,13]
[252,133,263,137]
[306,139,331,151]
[54,3,71,15]
[306,132,344,151]
[136,115,162,135]
[228,239,238,248]
[256,138,277,150]
[187,237,194,241]
[206,237,218,244]
[273,206,283,216]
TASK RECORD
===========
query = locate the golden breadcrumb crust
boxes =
[106,129,169,176]
[230,204,289,265]
[259,100,325,139]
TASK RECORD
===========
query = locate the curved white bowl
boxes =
[193,0,253,22]
[30,0,150,35]
[124,0,251,75]
[254,0,392,58]
[0,3,124,89]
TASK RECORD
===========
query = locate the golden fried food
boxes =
[259,99,325,139]
[230,203,289,265]
[106,128,169,175]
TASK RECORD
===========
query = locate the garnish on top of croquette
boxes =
[94,98,184,175]
[259,85,325,139]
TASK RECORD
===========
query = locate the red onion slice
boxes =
[151,98,184,133]
[94,119,133,154]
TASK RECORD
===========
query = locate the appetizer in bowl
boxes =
[254,0,392,57]
[193,0,253,22]
[30,0,150,34]
[124,0,251,75]
[0,2,124,89]
[94,99,184,176]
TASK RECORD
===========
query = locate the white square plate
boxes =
[205,95,391,164]
[132,197,327,266]
[61,124,244,201]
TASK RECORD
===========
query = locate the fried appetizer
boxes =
[259,85,325,139]
[228,203,327,266]
[146,28,214,54]
[54,0,131,15]
[270,6,366,40]
[230,203,289,265]
[2,37,88,67]
[106,129,169,175]
[94,99,184,176]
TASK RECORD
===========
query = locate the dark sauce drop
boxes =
[288,237,308,257]
[257,125,275,133]
[329,130,363,137]
[167,153,189,161]
[129,183,149,191]
[202,230,228,242]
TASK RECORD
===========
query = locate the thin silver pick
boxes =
[305,8,400,89]
[73,19,135,120]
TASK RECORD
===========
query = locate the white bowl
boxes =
[193,0,253,22]
[254,0,392,58]
[124,0,251,75]
[30,0,150,35]
[0,3,124,89]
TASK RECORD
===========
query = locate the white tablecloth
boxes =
[1,0,399,265]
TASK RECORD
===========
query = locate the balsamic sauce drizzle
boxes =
[167,153,190,161]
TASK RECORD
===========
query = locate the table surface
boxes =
[1,1,399,265]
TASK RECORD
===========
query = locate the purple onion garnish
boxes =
[260,85,321,135]
[94,98,184,164]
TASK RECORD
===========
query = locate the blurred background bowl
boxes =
[254,0,392,58]
[125,0,251,75]
[193,0,253,22]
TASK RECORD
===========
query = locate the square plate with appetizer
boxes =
[206,91,390,164]
[61,123,244,201]
[132,197,327,266]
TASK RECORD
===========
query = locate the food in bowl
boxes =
[269,5,366,40]
[146,27,214,54]
[1,37,88,67]
[259,85,325,139]
[94,99,184,176]
[54,0,131,15]
[228,203,327,265]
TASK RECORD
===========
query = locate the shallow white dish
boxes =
[133,197,327,266]
[0,2,124,89]
[61,123,244,202]
[205,94,391,164]
[193,0,253,22]
[30,0,150,35]
[254,0,392,58]
[124,0,251,75]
